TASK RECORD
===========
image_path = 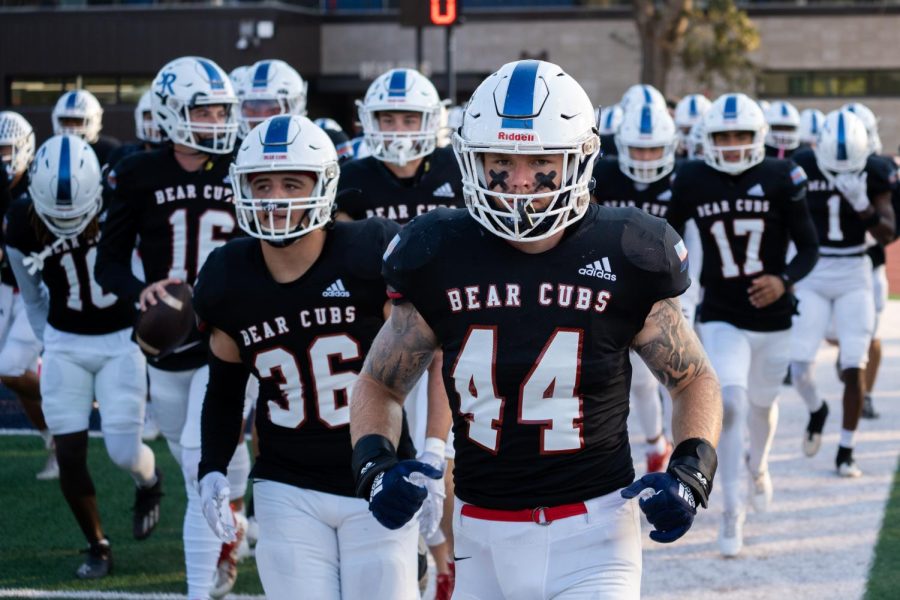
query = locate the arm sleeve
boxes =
[783,165,819,285]
[623,214,691,303]
[95,186,144,305]
[6,246,49,342]
[198,353,251,479]
[666,171,690,235]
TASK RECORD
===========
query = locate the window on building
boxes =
[759,70,900,98]
[9,76,153,106]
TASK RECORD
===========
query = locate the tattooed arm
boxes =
[632,297,722,446]
[350,301,441,447]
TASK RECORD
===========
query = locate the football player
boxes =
[235,59,307,139]
[669,93,819,557]
[674,94,711,158]
[0,111,51,479]
[104,90,165,171]
[841,102,896,420]
[336,68,464,223]
[314,117,355,164]
[592,101,702,473]
[789,109,895,477]
[798,108,825,151]
[763,100,801,159]
[195,115,421,599]
[51,89,120,170]
[95,56,252,600]
[350,60,722,599]
[596,104,623,158]
[6,135,161,579]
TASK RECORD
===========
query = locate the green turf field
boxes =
[0,435,263,596]
[865,455,900,600]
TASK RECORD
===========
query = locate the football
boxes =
[134,282,195,358]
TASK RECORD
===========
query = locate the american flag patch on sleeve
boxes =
[790,165,807,185]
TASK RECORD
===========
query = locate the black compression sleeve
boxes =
[783,195,820,285]
[198,353,251,480]
[95,191,145,305]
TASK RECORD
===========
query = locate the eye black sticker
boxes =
[535,171,558,191]
[488,169,509,191]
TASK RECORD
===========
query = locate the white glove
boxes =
[199,472,237,543]
[835,171,870,212]
[413,438,447,540]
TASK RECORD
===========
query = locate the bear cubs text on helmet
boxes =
[150,56,239,155]
[0,111,36,180]
[236,59,308,139]
[135,90,162,144]
[230,115,339,243]
[453,59,600,242]
[29,135,103,239]
[615,102,678,184]
[52,90,103,144]
[814,109,869,184]
[357,68,443,167]
[763,100,801,151]
[702,93,768,175]
[798,108,825,146]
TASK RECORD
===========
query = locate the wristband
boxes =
[667,437,718,509]
[351,434,398,499]
[422,436,447,459]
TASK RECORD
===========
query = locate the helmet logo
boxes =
[497,131,535,142]
[158,72,177,97]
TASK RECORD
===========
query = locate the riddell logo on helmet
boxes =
[497,131,535,142]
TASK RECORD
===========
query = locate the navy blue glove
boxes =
[369,460,443,530]
[621,472,697,543]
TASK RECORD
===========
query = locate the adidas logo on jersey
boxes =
[433,182,455,198]
[578,257,617,281]
[322,279,351,298]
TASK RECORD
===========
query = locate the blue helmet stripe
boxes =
[252,62,271,90]
[65,91,78,109]
[689,96,697,116]
[262,115,292,153]
[642,86,653,104]
[639,105,653,135]
[501,60,539,130]
[811,112,819,134]
[781,103,788,117]
[198,59,225,91]
[723,95,738,120]
[836,112,848,161]
[388,70,407,98]
[57,137,72,205]
[604,109,615,129]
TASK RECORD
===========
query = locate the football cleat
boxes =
[646,440,674,473]
[36,450,59,481]
[133,469,163,540]
[836,446,863,478]
[211,510,248,599]
[75,538,112,579]
[802,401,829,457]
[749,469,773,513]
[718,511,745,558]
[861,395,880,420]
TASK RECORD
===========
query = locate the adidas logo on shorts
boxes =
[322,279,351,298]
[578,257,617,281]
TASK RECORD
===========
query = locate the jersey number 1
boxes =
[450,326,584,454]
[60,247,118,311]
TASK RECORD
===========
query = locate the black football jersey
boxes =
[793,149,894,258]
[383,206,689,510]
[1,174,29,287]
[599,134,618,158]
[336,146,464,224]
[863,154,899,268]
[4,195,134,335]
[592,157,674,219]
[91,135,122,171]
[669,158,816,332]
[96,147,239,371]
[106,142,153,176]
[193,219,414,496]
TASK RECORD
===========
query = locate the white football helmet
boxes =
[597,105,624,135]
[134,90,162,144]
[620,84,667,114]
[798,108,825,146]
[150,56,238,154]
[357,68,442,166]
[703,93,768,174]
[674,94,711,150]
[615,103,677,184]
[687,121,706,159]
[237,59,308,138]
[453,60,600,243]
[763,100,801,150]
[51,90,103,144]
[231,115,339,243]
[841,102,882,155]
[28,135,103,239]
[229,66,251,95]
[814,109,869,183]
[0,111,36,180]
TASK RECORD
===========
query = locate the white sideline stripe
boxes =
[0,429,253,441]
[0,591,264,599]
